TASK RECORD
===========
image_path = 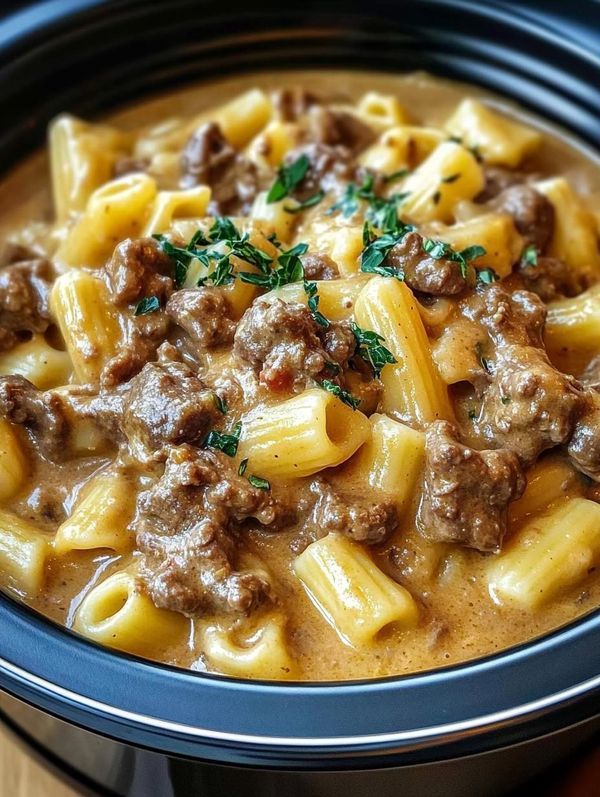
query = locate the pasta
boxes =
[262,275,370,320]
[545,284,600,355]
[0,420,27,501]
[294,533,419,647]
[508,456,583,527]
[142,186,211,235]
[0,334,72,389]
[0,509,49,596]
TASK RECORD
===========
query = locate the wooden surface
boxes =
[1,725,599,796]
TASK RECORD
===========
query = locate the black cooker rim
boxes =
[0,0,599,769]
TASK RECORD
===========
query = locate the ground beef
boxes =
[311,108,376,155]
[301,252,340,281]
[179,122,258,215]
[568,395,600,481]
[273,87,320,121]
[465,284,546,348]
[166,287,236,350]
[319,320,356,370]
[418,421,525,552]
[0,242,40,266]
[0,259,54,351]
[133,445,284,616]
[517,255,583,302]
[491,184,555,253]
[384,231,467,296]
[475,166,525,203]
[306,477,397,544]
[233,299,353,392]
[104,237,173,306]
[121,360,221,461]
[283,143,356,201]
[101,309,171,387]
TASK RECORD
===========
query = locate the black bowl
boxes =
[0,2,599,795]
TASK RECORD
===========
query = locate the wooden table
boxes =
[1,726,598,796]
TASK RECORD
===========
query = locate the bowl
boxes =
[0,1,599,795]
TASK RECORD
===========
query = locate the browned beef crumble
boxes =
[491,184,555,253]
[166,287,236,350]
[0,259,54,352]
[273,87,320,121]
[0,242,41,267]
[310,108,376,155]
[306,477,398,545]
[475,166,525,203]
[517,255,583,302]
[568,395,600,481]
[418,421,525,552]
[133,444,288,615]
[233,299,355,392]
[104,237,173,306]
[179,122,258,215]
[283,143,356,201]
[300,252,340,281]
[101,309,171,388]
[384,231,467,296]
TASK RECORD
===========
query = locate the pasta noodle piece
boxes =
[142,186,211,235]
[359,125,444,174]
[508,456,583,527]
[74,570,187,655]
[294,533,419,647]
[54,469,137,553]
[444,98,542,167]
[355,92,409,132]
[263,275,370,321]
[50,270,123,384]
[354,277,453,426]
[545,284,600,356]
[431,316,485,385]
[200,615,297,680]
[247,120,300,168]
[214,88,273,149]
[0,509,49,596]
[0,420,28,501]
[250,191,297,243]
[0,334,72,390]
[488,497,600,609]
[238,388,371,479]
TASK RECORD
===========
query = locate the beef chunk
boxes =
[384,231,467,296]
[568,394,600,481]
[301,252,340,281]
[475,166,524,203]
[283,143,355,201]
[122,360,221,460]
[517,255,582,302]
[492,184,554,253]
[581,355,600,392]
[273,87,320,121]
[465,284,546,348]
[179,122,258,215]
[307,477,397,544]
[311,108,376,155]
[233,299,352,392]
[134,445,282,615]
[319,320,356,370]
[0,242,40,267]
[0,259,54,351]
[0,375,68,461]
[418,421,525,552]
[104,237,173,306]
[101,310,171,387]
[166,287,236,350]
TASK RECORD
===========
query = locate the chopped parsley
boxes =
[202,254,234,287]
[304,280,329,328]
[468,408,477,420]
[501,395,512,405]
[441,172,461,184]
[328,174,375,218]
[328,174,410,235]
[432,190,441,205]
[476,267,499,285]
[475,341,492,374]
[267,154,310,203]
[209,216,239,242]
[422,238,486,278]
[248,474,270,490]
[205,422,242,457]
[360,223,414,279]
[351,323,396,377]
[239,242,307,290]
[384,168,410,184]
[153,234,200,287]
[522,245,538,266]
[320,379,361,410]
[134,295,160,315]
[238,458,248,476]
[284,190,324,213]
[213,394,228,414]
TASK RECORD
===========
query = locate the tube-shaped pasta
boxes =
[431,317,485,385]
[545,284,600,354]
[508,456,583,527]
[343,414,425,514]
[360,125,444,174]
[354,277,453,426]
[214,89,272,149]
[294,533,419,647]
[263,275,370,321]
[50,270,122,384]
[0,420,27,501]
[250,191,296,243]
[142,186,211,235]
[355,92,409,131]
[57,173,157,267]
[200,616,297,680]
[444,99,541,167]
[54,469,136,554]
[74,570,187,655]
[488,497,600,609]
[0,509,49,596]
[247,121,300,168]
[49,114,131,223]
[238,389,371,479]
[400,141,484,224]
[0,334,72,389]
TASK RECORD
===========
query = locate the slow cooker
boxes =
[0,1,599,795]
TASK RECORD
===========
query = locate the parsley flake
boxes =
[238,458,248,476]
[432,190,441,205]
[475,341,492,374]
[284,190,324,214]
[134,296,160,315]
[441,172,461,184]
[213,394,228,414]
[351,323,396,377]
[239,242,307,290]
[267,155,310,203]
[320,379,361,410]
[361,227,413,279]
[304,280,330,328]
[522,245,538,266]
[422,238,486,278]
[384,168,410,183]
[205,422,242,457]
[501,395,511,405]
[476,267,499,285]
[248,474,270,490]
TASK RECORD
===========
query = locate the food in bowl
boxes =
[0,71,599,681]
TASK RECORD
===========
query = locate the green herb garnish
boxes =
[351,322,396,377]
[360,223,414,279]
[320,379,361,410]
[238,458,248,476]
[205,422,242,457]
[384,169,410,183]
[422,238,486,278]
[248,474,270,490]
[304,280,329,328]
[239,242,307,290]
[475,341,492,374]
[209,216,239,242]
[284,190,324,214]
[432,190,441,205]
[134,295,160,315]
[441,173,461,184]
[501,395,511,405]
[522,245,538,266]
[476,267,499,285]
[213,394,228,414]
[267,154,310,203]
